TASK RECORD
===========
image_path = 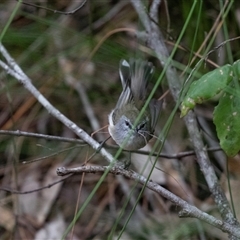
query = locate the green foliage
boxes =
[181,60,240,156]
[213,83,240,156]
[232,59,240,79]
[181,64,233,117]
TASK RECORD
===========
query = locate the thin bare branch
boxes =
[0,129,85,144]
[57,165,240,238]
[150,0,161,23]
[0,175,71,194]
[0,129,222,159]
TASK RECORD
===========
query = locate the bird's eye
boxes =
[138,122,146,130]
[125,120,131,128]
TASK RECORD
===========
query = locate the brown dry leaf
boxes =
[0,205,15,231]
[34,213,68,240]
[19,163,63,226]
[228,153,240,176]
[19,169,42,219]
[225,154,240,220]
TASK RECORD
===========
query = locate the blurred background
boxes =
[0,1,240,239]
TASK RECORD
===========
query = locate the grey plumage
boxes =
[108,59,162,150]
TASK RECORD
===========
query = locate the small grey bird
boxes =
[108,59,162,150]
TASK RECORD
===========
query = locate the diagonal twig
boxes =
[0,43,114,165]
[57,164,240,238]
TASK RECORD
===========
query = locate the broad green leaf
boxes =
[181,64,233,117]
[213,87,240,156]
[232,59,240,79]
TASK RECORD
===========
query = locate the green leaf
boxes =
[232,59,240,80]
[213,87,240,157]
[181,64,233,117]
